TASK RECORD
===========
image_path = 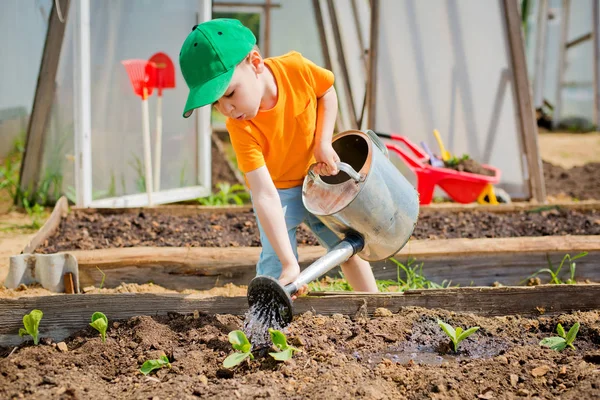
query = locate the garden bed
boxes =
[8,197,600,290]
[35,204,600,253]
[0,295,599,399]
[543,161,600,201]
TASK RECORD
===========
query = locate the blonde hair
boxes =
[239,44,262,65]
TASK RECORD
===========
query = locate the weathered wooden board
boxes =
[22,197,68,254]
[72,246,324,290]
[421,200,600,213]
[67,236,600,289]
[1,285,598,347]
[69,200,600,218]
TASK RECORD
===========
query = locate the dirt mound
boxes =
[1,307,598,399]
[34,207,600,253]
[544,161,600,201]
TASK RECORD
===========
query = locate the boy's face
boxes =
[213,51,264,121]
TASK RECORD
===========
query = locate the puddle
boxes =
[352,347,454,366]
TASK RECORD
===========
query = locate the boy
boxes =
[179,18,378,294]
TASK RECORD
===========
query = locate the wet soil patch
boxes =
[1,307,598,399]
[211,138,241,190]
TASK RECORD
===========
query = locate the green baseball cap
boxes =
[179,19,257,118]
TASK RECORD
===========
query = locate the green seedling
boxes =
[140,355,171,375]
[444,154,470,167]
[523,252,587,285]
[380,258,452,292]
[96,266,106,289]
[540,322,580,351]
[18,309,43,345]
[268,328,300,361]
[437,320,480,352]
[223,330,254,368]
[90,312,108,342]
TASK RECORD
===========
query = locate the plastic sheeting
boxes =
[32,0,349,203]
[524,0,596,129]
[373,0,530,199]
[33,0,208,202]
[0,0,52,158]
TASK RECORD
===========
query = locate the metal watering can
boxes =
[247,129,420,326]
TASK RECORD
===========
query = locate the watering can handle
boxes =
[365,130,389,158]
[307,162,364,183]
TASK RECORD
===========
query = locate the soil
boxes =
[443,157,496,177]
[210,138,241,191]
[0,307,598,399]
[0,282,247,299]
[413,207,600,240]
[34,207,600,253]
[0,211,41,284]
[543,161,600,201]
[538,131,600,169]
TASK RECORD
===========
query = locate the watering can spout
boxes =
[284,232,364,295]
[246,232,365,327]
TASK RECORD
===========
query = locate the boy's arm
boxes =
[313,86,340,176]
[246,165,300,285]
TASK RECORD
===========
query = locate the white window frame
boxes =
[73,0,213,208]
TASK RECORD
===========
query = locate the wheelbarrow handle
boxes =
[374,131,428,160]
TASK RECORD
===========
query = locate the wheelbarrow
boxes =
[376,132,501,205]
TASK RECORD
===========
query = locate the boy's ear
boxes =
[248,50,265,73]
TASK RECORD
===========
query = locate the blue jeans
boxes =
[254,186,342,279]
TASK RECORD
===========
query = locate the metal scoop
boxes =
[247,232,364,327]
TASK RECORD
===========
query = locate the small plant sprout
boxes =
[523,252,588,285]
[223,330,254,368]
[540,322,580,351]
[140,355,171,375]
[18,309,43,345]
[437,320,480,352]
[90,312,108,342]
[268,328,300,361]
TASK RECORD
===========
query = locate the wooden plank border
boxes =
[22,196,69,254]
[64,235,600,289]
[502,0,547,202]
[421,200,600,213]
[69,200,600,218]
[1,285,598,347]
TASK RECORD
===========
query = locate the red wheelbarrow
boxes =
[376,132,501,205]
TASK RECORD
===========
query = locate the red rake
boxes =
[122,59,157,99]
[122,59,158,205]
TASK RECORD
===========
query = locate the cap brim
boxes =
[182,68,234,118]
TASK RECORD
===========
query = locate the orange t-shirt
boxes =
[225,51,335,189]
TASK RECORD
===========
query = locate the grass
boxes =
[0,135,49,231]
[308,258,453,293]
[522,252,588,285]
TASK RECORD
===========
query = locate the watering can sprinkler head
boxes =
[247,275,294,327]
[246,233,365,328]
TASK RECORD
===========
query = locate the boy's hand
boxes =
[313,143,340,176]
[278,263,308,300]
[278,262,300,286]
